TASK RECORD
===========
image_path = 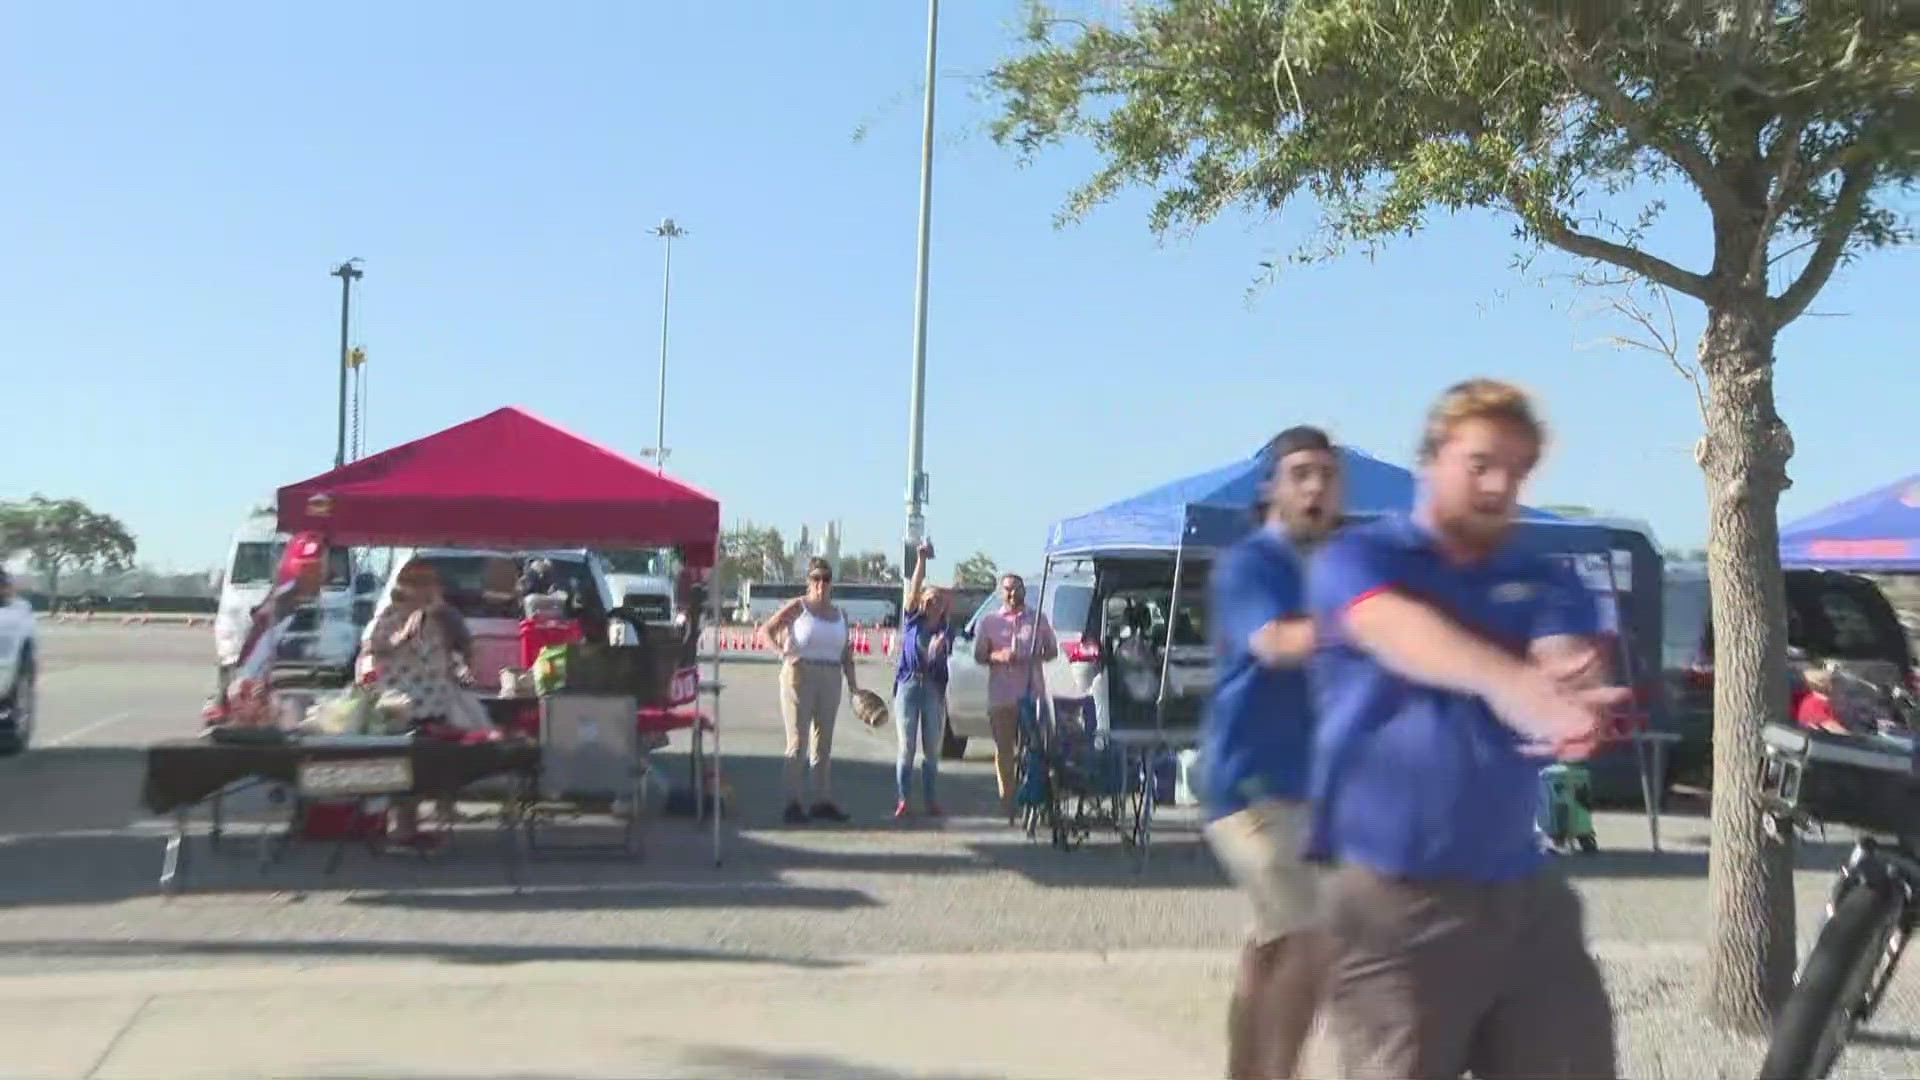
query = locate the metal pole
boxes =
[903,0,939,572]
[330,259,363,469]
[650,219,686,472]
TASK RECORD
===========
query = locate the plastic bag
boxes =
[532,643,570,695]
[304,687,377,736]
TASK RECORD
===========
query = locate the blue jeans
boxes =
[894,678,947,805]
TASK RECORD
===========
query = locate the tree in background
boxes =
[953,551,1000,588]
[837,551,902,583]
[990,0,1916,1031]
[0,496,138,601]
[716,523,788,595]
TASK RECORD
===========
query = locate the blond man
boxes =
[1305,379,1626,1079]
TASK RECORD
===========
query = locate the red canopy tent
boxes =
[276,406,720,565]
[277,405,730,865]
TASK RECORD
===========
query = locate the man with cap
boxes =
[1201,425,1343,1079]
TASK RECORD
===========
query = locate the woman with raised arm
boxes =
[893,540,953,819]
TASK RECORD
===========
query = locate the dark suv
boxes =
[1662,567,1915,782]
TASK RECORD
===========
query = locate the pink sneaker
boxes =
[894,800,911,819]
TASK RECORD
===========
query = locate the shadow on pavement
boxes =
[347,881,879,913]
[0,747,1000,908]
[0,936,837,969]
[964,834,1227,890]
[672,1043,996,1080]
[1548,836,1860,879]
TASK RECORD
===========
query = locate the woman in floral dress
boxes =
[361,557,475,847]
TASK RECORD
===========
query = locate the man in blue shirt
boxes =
[1306,379,1627,1079]
[1202,425,1342,1080]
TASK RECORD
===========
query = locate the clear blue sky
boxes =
[3,2,1914,572]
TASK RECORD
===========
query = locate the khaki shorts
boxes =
[1204,799,1322,942]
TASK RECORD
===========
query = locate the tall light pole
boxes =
[903,0,938,580]
[649,218,687,472]
[330,258,364,469]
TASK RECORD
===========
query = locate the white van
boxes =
[214,514,361,687]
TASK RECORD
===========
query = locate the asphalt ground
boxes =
[7,626,1920,1076]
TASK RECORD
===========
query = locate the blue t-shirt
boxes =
[1200,528,1316,818]
[894,609,951,688]
[1305,516,1599,882]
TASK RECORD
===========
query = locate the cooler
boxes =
[519,616,584,670]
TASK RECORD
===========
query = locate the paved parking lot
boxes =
[6,625,1920,1076]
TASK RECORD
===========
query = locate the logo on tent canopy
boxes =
[1901,483,1920,508]
[306,493,335,518]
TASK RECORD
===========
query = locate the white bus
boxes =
[740,581,900,626]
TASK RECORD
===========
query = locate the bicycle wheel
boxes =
[1759,880,1904,1080]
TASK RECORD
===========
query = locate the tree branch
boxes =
[1773,160,1875,327]
[1529,204,1714,298]
[1748,115,1809,287]
[1529,21,1744,217]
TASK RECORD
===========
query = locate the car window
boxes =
[961,579,1095,636]
[1048,583,1094,636]
[228,543,278,587]
[1661,577,1709,668]
[411,556,522,621]
[230,542,353,588]
[1796,583,1905,662]
[1100,585,1209,647]
[965,592,1002,634]
[1688,574,1909,667]
[545,560,605,616]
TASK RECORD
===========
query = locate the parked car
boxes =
[1662,565,1916,783]
[0,582,36,755]
[942,564,1214,759]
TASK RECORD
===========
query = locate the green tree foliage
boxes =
[837,551,903,583]
[716,523,788,594]
[989,0,1916,1032]
[953,551,1001,588]
[0,495,138,600]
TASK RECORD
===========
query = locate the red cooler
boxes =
[519,616,583,670]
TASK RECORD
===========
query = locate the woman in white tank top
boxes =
[757,557,861,823]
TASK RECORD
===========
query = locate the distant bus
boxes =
[740,581,900,626]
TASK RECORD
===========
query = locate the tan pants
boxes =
[781,660,843,801]
[988,704,1021,804]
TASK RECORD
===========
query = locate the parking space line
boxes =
[46,713,133,748]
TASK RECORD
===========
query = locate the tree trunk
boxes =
[1696,302,1798,1035]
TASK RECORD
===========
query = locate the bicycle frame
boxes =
[1824,837,1920,1023]
[1761,742,1920,1026]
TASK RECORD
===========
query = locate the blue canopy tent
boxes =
[1780,474,1920,572]
[1035,446,1672,831]
[1045,446,1623,558]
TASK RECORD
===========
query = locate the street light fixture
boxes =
[648,218,687,471]
[330,258,365,469]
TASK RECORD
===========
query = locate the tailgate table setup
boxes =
[147,405,730,895]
